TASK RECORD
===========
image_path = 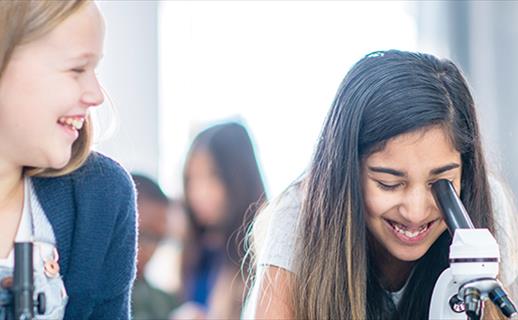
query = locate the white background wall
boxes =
[96,1,159,178]
[95,1,418,198]
[96,1,518,198]
[159,1,417,197]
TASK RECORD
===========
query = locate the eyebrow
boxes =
[68,52,103,62]
[368,163,460,177]
[430,163,461,176]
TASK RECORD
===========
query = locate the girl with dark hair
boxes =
[244,50,518,319]
[173,121,266,319]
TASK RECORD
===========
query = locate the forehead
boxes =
[188,149,216,171]
[365,126,460,170]
[19,2,104,61]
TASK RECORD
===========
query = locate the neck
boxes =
[0,162,24,212]
[201,230,225,249]
[369,233,415,292]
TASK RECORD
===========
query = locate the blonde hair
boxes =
[0,0,94,177]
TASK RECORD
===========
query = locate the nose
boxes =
[80,72,104,107]
[398,185,437,226]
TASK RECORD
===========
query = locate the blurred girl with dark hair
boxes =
[172,121,266,319]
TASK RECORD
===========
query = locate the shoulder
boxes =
[70,151,134,193]
[255,184,302,241]
[257,184,302,233]
[488,175,516,236]
[31,151,136,218]
[69,152,137,230]
[488,175,518,287]
[253,183,303,272]
[31,152,135,227]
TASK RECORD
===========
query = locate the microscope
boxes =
[429,180,517,320]
[0,243,45,320]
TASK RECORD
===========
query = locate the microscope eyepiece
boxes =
[431,179,474,234]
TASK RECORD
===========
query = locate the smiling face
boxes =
[361,126,462,263]
[0,2,104,170]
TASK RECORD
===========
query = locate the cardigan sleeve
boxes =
[87,157,137,319]
[89,192,137,320]
[64,153,138,320]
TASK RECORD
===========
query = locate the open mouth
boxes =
[385,218,437,241]
[57,116,85,131]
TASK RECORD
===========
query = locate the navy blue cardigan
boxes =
[31,152,137,319]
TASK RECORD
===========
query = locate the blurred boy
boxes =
[131,174,179,319]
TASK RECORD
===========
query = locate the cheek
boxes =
[187,178,227,223]
[3,62,46,105]
[37,76,79,108]
[12,64,79,109]
[210,183,226,208]
[5,79,78,124]
[363,182,398,219]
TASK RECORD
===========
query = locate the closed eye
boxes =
[71,68,86,73]
[376,181,402,191]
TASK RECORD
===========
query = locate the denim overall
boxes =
[0,179,68,319]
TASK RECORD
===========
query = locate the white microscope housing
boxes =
[429,229,500,319]
[429,179,517,320]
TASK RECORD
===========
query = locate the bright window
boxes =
[159,1,418,197]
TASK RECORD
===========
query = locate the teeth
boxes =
[58,117,84,130]
[391,222,429,238]
[72,119,84,130]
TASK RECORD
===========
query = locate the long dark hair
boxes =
[295,50,497,319]
[181,121,266,295]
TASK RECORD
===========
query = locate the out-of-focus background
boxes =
[94,1,518,319]
[96,0,518,198]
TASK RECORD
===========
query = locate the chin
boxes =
[47,152,72,170]
[50,160,71,170]
[388,244,430,262]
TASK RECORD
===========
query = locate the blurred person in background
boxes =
[171,121,266,319]
[131,174,180,319]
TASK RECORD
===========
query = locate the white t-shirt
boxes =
[0,178,33,267]
[244,177,518,315]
